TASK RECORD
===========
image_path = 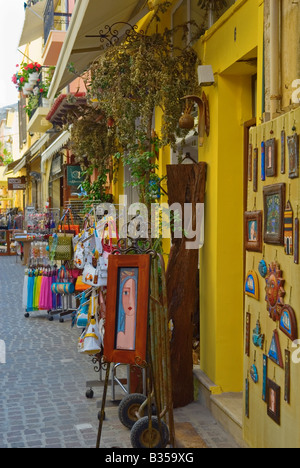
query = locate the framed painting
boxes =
[103,254,151,366]
[267,378,281,425]
[263,183,286,245]
[287,133,299,179]
[279,305,298,341]
[265,138,277,177]
[244,211,263,252]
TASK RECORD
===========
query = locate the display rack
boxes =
[95,238,175,449]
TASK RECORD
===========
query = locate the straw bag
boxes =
[49,232,73,261]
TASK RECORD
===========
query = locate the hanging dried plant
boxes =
[87,4,202,151]
[197,0,228,11]
[68,106,118,174]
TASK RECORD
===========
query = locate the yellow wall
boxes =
[195,0,262,391]
[243,107,300,448]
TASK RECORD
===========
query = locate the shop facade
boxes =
[11,0,300,449]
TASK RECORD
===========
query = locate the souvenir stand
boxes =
[93,237,175,450]
[69,206,175,448]
[0,209,24,256]
[22,207,79,321]
[46,206,82,322]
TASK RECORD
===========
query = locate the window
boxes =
[172,0,236,38]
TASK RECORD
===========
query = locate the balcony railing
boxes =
[44,0,72,45]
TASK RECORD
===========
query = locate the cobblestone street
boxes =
[0,256,240,449]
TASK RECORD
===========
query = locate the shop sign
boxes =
[67,165,85,187]
[7,177,26,191]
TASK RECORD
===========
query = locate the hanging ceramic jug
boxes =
[179,99,195,130]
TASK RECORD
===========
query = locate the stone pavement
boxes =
[0,256,240,449]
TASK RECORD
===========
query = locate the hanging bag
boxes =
[49,231,73,261]
[78,294,102,355]
[51,265,75,295]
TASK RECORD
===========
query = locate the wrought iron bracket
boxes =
[86,22,143,47]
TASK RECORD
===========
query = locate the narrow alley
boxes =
[0,256,240,449]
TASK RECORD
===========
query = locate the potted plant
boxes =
[23,62,42,85]
[24,94,40,117]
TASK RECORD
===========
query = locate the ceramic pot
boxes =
[24,82,33,93]
[179,113,194,130]
[28,72,39,85]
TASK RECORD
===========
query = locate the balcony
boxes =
[42,0,72,66]
[26,70,53,134]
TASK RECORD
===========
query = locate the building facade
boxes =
[13,0,300,448]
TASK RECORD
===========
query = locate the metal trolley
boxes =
[96,238,175,449]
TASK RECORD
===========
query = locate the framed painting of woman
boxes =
[103,254,151,366]
[244,211,263,252]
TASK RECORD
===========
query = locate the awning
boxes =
[3,159,24,176]
[46,93,87,127]
[29,133,50,157]
[41,130,71,172]
[48,0,149,100]
[13,157,27,175]
[18,0,46,47]
[12,134,50,175]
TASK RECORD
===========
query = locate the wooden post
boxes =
[166,162,206,408]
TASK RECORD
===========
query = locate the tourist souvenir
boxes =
[267,378,281,425]
[252,319,265,349]
[265,138,277,177]
[265,262,285,321]
[268,330,284,368]
[279,305,298,341]
[245,270,259,300]
[258,259,268,278]
[287,133,299,179]
[244,211,262,252]
[284,200,293,255]
[263,184,286,245]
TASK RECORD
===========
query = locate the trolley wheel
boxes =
[48,316,54,321]
[118,393,147,429]
[59,318,64,323]
[130,416,169,449]
[24,313,30,318]
[86,388,94,399]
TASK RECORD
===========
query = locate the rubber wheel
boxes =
[118,393,147,429]
[86,388,94,399]
[24,313,29,318]
[130,416,169,449]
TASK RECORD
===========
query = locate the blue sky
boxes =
[0,0,25,107]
